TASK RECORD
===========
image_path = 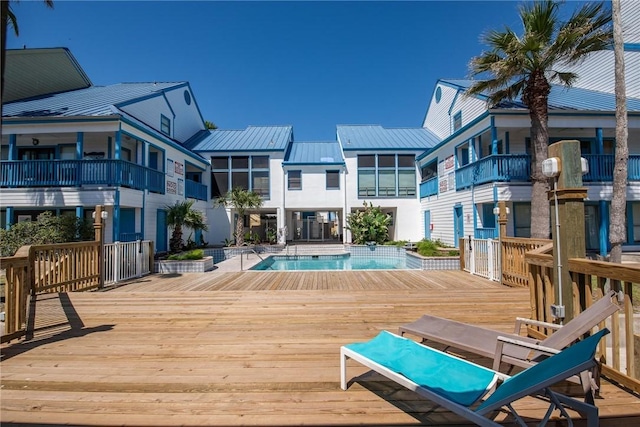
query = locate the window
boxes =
[160,115,171,136]
[288,170,302,190]
[421,160,437,182]
[211,155,270,198]
[357,154,416,198]
[513,203,531,238]
[326,170,340,189]
[456,143,470,167]
[453,111,462,132]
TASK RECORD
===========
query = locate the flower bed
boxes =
[155,256,214,273]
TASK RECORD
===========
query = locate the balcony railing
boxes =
[185,179,208,201]
[456,154,531,190]
[475,227,498,239]
[0,159,165,194]
[420,177,438,198]
[582,154,640,182]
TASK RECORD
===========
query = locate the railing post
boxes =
[488,239,495,281]
[497,201,508,285]
[469,236,475,275]
[93,205,105,289]
[136,240,142,278]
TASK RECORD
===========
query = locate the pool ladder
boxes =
[240,248,266,271]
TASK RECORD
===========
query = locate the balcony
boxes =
[185,179,208,201]
[419,177,438,198]
[582,154,640,182]
[0,159,165,194]
[456,154,531,190]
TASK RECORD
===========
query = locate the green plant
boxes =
[167,249,204,261]
[222,238,235,247]
[0,211,94,257]
[346,202,391,245]
[415,239,460,257]
[265,227,277,244]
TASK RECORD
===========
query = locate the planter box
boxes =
[406,252,460,270]
[155,256,214,273]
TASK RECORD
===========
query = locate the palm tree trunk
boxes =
[525,72,551,239]
[235,213,244,246]
[609,0,628,263]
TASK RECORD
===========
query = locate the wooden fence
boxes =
[525,245,640,393]
[1,240,154,344]
[500,237,551,287]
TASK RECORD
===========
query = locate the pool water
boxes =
[250,254,408,271]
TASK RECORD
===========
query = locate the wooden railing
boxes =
[0,247,31,342]
[501,237,551,287]
[31,241,101,294]
[525,244,640,393]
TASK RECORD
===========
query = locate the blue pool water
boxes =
[250,254,408,271]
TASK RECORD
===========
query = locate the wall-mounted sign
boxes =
[175,161,184,176]
[177,178,184,195]
[167,180,177,194]
[167,159,174,177]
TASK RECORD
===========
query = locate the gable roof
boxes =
[283,141,345,166]
[186,126,293,152]
[337,125,439,151]
[438,78,640,112]
[2,82,185,118]
[3,48,92,103]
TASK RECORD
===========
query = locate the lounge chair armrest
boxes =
[497,335,560,354]
[513,317,563,334]
[492,335,559,371]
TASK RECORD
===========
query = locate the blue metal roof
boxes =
[283,141,345,165]
[337,125,440,151]
[438,78,640,112]
[2,82,185,117]
[186,125,293,152]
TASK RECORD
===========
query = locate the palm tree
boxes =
[1,1,54,129]
[467,0,612,239]
[165,200,208,253]
[214,187,263,246]
[609,0,628,263]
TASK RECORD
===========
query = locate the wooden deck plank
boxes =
[2,270,638,426]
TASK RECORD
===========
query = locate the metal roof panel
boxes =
[283,140,345,165]
[188,125,293,152]
[337,125,440,151]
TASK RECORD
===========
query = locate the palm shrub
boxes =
[166,200,209,253]
[346,202,391,245]
[214,187,263,246]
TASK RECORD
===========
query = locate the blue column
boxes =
[5,206,14,229]
[76,206,84,219]
[595,128,603,154]
[491,117,498,155]
[505,131,510,154]
[141,196,146,240]
[599,200,609,256]
[114,131,121,160]
[8,134,17,160]
[113,190,121,242]
[76,132,84,159]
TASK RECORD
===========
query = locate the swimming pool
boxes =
[250,254,409,271]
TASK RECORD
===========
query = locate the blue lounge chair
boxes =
[341,328,608,427]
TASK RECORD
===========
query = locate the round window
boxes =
[184,90,192,105]
[435,86,442,103]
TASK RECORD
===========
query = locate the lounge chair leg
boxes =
[340,349,348,390]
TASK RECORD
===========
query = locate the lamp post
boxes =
[493,202,509,286]
[93,206,108,289]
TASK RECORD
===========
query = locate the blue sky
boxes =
[8,1,544,140]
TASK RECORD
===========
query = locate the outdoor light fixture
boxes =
[492,206,510,215]
[581,157,589,175]
[542,157,561,177]
[31,138,39,146]
[92,211,108,220]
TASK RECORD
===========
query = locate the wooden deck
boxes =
[2,270,639,426]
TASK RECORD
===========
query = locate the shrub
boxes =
[0,212,94,257]
[167,249,204,261]
[346,202,391,245]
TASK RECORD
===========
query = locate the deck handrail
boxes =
[0,159,165,193]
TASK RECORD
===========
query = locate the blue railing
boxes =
[475,227,498,239]
[185,179,208,201]
[119,232,143,242]
[582,154,640,182]
[419,177,438,198]
[0,159,165,194]
[456,154,531,190]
